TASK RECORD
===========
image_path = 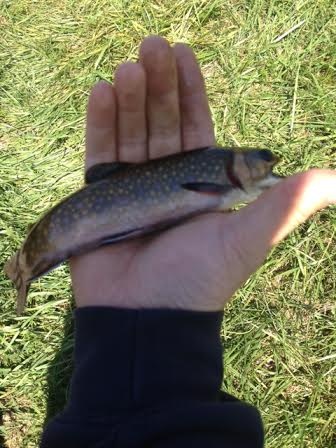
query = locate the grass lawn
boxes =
[0,0,335,446]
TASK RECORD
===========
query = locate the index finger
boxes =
[173,43,215,151]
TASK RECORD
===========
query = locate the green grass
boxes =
[1,0,335,446]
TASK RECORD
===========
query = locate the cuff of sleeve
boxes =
[66,307,224,416]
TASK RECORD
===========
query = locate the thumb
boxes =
[227,168,336,257]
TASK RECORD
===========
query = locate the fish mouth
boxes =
[258,173,285,189]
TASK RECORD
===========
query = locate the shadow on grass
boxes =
[44,307,74,426]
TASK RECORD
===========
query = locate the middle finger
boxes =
[139,36,181,159]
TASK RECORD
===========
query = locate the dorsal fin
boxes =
[85,161,132,184]
[27,222,35,232]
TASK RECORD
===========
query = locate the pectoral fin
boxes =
[85,162,132,184]
[181,182,233,195]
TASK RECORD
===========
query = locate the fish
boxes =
[4,146,283,314]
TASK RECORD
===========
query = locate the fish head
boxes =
[232,149,283,192]
[244,149,279,179]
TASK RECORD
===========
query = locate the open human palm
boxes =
[70,36,336,311]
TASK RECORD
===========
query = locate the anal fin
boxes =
[98,227,144,245]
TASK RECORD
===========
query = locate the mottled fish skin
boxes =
[4,147,282,314]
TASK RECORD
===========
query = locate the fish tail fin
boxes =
[4,251,30,315]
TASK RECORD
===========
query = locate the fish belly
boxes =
[24,188,222,282]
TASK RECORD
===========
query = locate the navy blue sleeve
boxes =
[40,308,264,447]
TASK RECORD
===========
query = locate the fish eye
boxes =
[257,149,274,162]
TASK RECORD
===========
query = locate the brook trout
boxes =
[4,147,282,314]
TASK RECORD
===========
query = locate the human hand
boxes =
[70,36,336,311]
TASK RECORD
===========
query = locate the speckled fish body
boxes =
[4,147,282,314]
